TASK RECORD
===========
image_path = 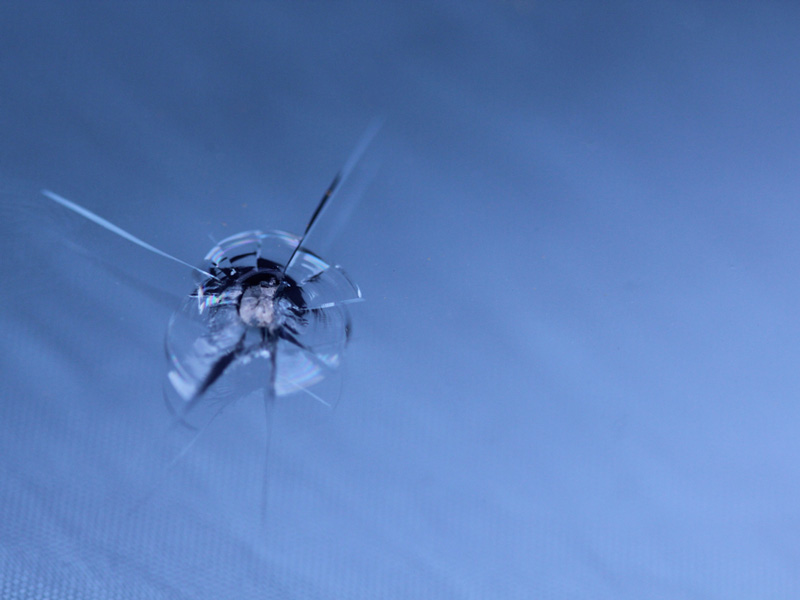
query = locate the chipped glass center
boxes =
[239,280,280,328]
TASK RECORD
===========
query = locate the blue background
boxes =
[2,2,800,598]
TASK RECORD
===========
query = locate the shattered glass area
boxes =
[166,230,360,407]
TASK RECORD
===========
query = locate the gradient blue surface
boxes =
[2,2,800,598]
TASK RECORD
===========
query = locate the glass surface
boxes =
[2,2,800,598]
